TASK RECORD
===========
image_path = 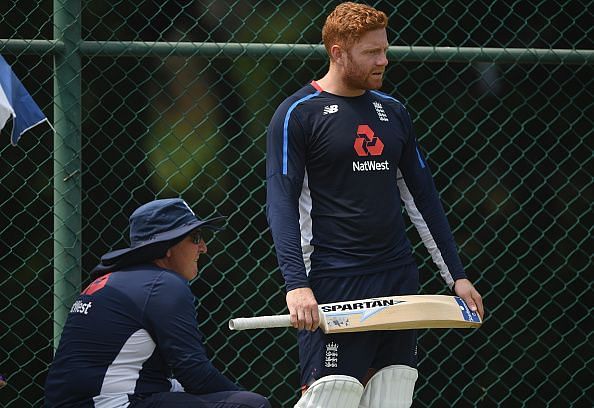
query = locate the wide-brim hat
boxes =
[100,198,225,265]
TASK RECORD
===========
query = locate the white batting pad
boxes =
[294,375,364,408]
[359,365,418,408]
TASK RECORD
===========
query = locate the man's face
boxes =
[167,232,207,281]
[342,28,389,91]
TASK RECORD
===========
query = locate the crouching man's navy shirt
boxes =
[44,264,238,407]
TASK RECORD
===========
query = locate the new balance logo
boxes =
[323,104,339,115]
[373,101,388,122]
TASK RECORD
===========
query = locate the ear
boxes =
[330,44,345,64]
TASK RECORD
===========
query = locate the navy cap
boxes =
[100,198,225,264]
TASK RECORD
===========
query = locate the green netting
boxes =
[1,1,592,407]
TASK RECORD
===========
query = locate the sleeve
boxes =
[266,101,309,291]
[396,106,467,288]
[143,273,240,394]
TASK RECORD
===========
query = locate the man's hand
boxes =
[454,278,484,320]
[286,287,320,331]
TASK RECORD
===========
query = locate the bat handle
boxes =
[228,314,291,331]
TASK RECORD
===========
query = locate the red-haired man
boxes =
[266,2,483,407]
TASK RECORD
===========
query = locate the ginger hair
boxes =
[322,2,388,59]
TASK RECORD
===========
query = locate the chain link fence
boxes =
[1,1,592,407]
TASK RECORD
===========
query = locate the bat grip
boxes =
[228,315,291,331]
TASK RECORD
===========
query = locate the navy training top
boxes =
[266,81,466,292]
[44,265,239,407]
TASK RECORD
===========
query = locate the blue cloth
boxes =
[0,55,49,145]
[44,265,243,407]
[130,390,271,408]
[298,265,419,386]
[266,82,466,291]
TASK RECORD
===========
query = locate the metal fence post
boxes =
[53,0,81,350]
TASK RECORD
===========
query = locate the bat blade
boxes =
[319,295,481,333]
[228,295,481,333]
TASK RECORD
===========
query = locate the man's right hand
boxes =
[286,287,320,331]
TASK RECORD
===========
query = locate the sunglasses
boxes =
[189,229,203,244]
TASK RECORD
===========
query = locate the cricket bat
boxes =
[228,295,481,334]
